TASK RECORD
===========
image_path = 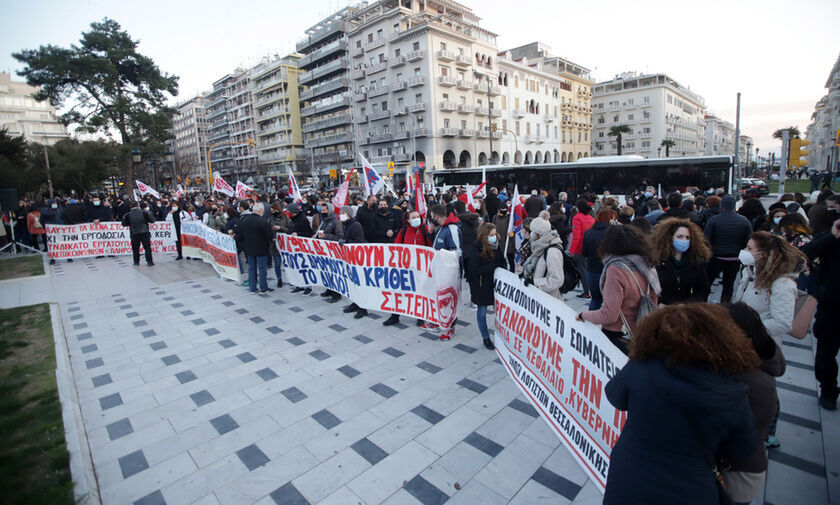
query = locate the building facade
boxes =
[172,94,208,180]
[591,72,706,158]
[806,53,840,173]
[0,72,69,145]
[703,114,735,157]
[250,55,306,178]
[203,69,260,182]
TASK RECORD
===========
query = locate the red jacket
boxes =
[569,212,594,255]
[27,211,46,235]
[395,220,432,246]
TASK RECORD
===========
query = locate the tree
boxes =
[608,124,632,155]
[772,126,800,140]
[660,139,676,157]
[0,128,38,193]
[13,18,179,182]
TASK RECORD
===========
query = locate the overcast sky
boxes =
[2,0,838,157]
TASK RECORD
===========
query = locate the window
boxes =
[368,34,373,43]
[413,41,419,50]
[643,127,651,133]
[515,121,520,135]
[628,98,634,105]
[442,93,449,101]
[598,132,604,138]
[380,77,386,86]
[514,75,519,88]
[501,96,506,109]
[440,42,446,50]
[642,141,650,147]
[440,66,448,76]
[369,80,376,89]
[415,93,422,103]
[667,95,673,104]
[397,97,404,106]
[395,48,401,58]
[356,40,362,48]
[562,131,566,142]
[502,119,507,131]
[514,98,520,109]
[628,114,634,120]
[444,118,450,128]
[459,96,466,104]
[378,53,386,63]
[526,123,530,135]
[369,57,376,66]
[460,120,467,129]
[644,96,650,103]
[396,73,403,82]
[613,115,619,122]
[458,71,465,80]
[381,101,388,111]
[584,132,588,141]
[413,67,421,77]
[371,103,379,112]
[377,29,383,39]
[578,132,582,142]
[399,122,405,131]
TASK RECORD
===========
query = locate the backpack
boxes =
[617,263,657,335]
[542,245,580,294]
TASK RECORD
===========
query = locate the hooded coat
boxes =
[456,212,480,258]
[466,246,505,306]
[604,359,757,505]
[433,212,462,255]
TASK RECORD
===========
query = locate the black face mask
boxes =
[379,208,389,214]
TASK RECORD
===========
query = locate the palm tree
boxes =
[660,139,676,157]
[608,124,632,155]
[772,126,800,140]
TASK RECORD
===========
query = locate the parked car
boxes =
[739,178,769,195]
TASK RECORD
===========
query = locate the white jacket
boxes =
[533,244,565,300]
[733,268,797,339]
[165,210,195,222]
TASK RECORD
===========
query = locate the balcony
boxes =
[438,75,456,87]
[475,106,489,116]
[562,119,573,127]
[488,85,501,96]
[513,109,526,118]
[391,56,406,67]
[457,104,473,114]
[408,76,425,87]
[371,155,392,164]
[258,137,289,150]
[492,131,502,139]
[641,102,653,108]
[368,110,391,121]
[408,102,427,113]
[407,50,424,62]
[351,69,365,80]
[639,132,652,138]
[393,81,407,92]
[639,116,652,123]
[473,83,488,94]
[367,61,388,75]
[456,79,473,90]
[459,129,475,137]
[257,123,288,137]
[490,108,501,117]
[369,133,393,144]
[544,115,554,123]
[301,112,352,133]
[561,103,573,110]
[440,128,458,137]
[455,54,471,66]
[439,101,457,112]
[300,96,352,117]
[299,77,348,101]
[253,93,285,108]
[257,107,285,122]
[393,130,410,140]
[437,50,456,61]
[300,59,349,84]
[308,131,354,148]
[394,153,411,162]
[296,21,344,52]
[209,130,230,142]
[363,37,386,52]
[368,85,389,98]
[206,108,227,121]
[351,46,364,58]
[477,129,489,138]
[354,114,368,124]
[393,106,408,116]
[353,91,367,102]
[299,39,347,68]
[414,128,430,137]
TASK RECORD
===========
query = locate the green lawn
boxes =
[0,304,74,505]
[766,179,818,195]
[0,255,45,281]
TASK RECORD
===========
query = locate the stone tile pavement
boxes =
[2,250,837,505]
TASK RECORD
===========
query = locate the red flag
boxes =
[415,171,427,219]
[332,168,355,215]
[471,180,488,197]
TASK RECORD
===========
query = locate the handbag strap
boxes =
[618,263,648,297]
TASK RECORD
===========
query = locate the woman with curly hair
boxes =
[778,213,816,295]
[603,304,759,505]
[651,218,712,305]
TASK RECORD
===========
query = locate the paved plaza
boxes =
[1,249,838,505]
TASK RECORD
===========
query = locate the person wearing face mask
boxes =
[521,216,565,300]
[370,199,398,243]
[733,231,806,448]
[338,206,368,318]
[491,202,516,271]
[651,218,711,305]
[425,204,462,339]
[355,195,378,241]
[465,223,505,350]
[704,195,752,303]
[314,203,343,302]
[287,202,314,295]
[193,197,207,220]
[87,195,114,224]
[165,201,194,260]
[381,208,433,327]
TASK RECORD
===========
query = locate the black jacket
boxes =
[485,193,501,218]
[703,210,751,257]
[371,210,398,243]
[698,206,720,229]
[87,204,114,222]
[803,229,840,305]
[655,258,711,305]
[239,213,272,257]
[62,203,87,224]
[525,195,544,218]
[604,359,756,505]
[319,213,343,241]
[456,212,480,257]
[549,214,571,249]
[355,205,377,241]
[115,201,132,220]
[465,247,505,306]
[342,218,365,244]
[121,208,155,235]
[290,213,313,237]
[581,222,611,273]
[656,207,690,225]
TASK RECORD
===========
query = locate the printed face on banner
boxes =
[436,286,458,328]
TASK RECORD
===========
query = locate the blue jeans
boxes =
[476,305,490,340]
[587,271,603,310]
[237,251,245,274]
[272,254,282,281]
[247,255,268,292]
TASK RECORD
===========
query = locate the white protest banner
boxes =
[235,180,253,200]
[46,222,176,260]
[276,234,460,326]
[180,220,241,281]
[213,175,235,197]
[492,268,628,493]
[136,180,161,199]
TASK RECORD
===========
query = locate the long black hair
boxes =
[724,302,776,360]
[597,224,654,263]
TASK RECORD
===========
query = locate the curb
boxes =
[50,303,101,505]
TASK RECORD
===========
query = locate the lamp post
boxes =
[164,149,174,188]
[657,146,662,158]
[131,149,142,191]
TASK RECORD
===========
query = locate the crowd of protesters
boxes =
[3,177,839,504]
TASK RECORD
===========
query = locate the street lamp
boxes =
[131,149,142,163]
[165,149,174,187]
[657,146,662,158]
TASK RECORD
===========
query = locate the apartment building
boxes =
[202,69,260,181]
[346,0,499,177]
[738,135,753,168]
[0,72,69,145]
[806,52,840,172]
[591,72,706,158]
[172,94,208,179]
[296,7,359,179]
[205,75,235,177]
[703,114,735,157]
[250,55,306,178]
[496,42,593,164]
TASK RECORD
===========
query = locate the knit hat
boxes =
[529,217,551,236]
[287,203,299,214]
[324,203,334,214]
[340,205,353,216]
[721,195,736,210]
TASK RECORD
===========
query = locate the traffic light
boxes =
[248,138,254,148]
[491,123,498,132]
[788,138,809,168]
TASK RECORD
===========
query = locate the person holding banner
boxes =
[381,209,433,327]
[339,206,369,318]
[466,223,504,350]
[121,201,156,266]
[521,216,565,300]
[165,201,191,260]
[268,202,291,288]
[602,304,759,505]
[426,204,462,339]
[240,202,273,295]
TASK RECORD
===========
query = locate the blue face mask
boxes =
[315,205,322,212]
[644,192,652,198]
[773,216,782,225]
[673,239,690,253]
[488,235,498,245]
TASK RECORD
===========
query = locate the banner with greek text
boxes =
[45,222,176,260]
[180,221,241,282]
[492,268,628,493]
[276,234,461,329]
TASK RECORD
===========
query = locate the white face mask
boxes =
[410,217,421,228]
[93,201,100,206]
[738,249,757,266]
[339,214,349,222]
[172,207,178,212]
